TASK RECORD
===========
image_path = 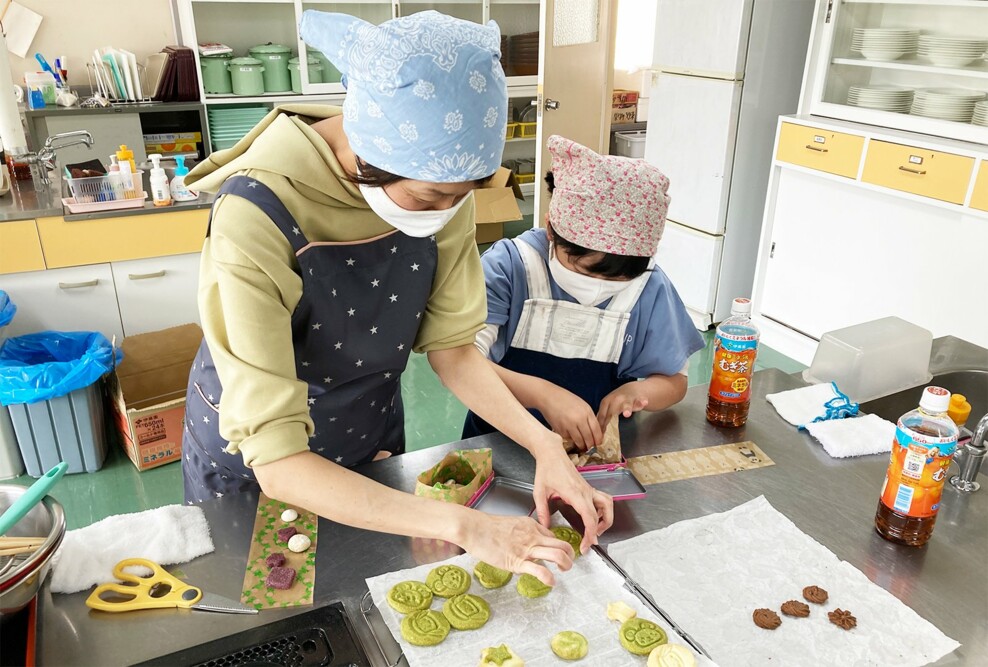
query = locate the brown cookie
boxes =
[802,585,829,604]
[781,600,810,617]
[828,608,857,630]
[753,608,782,630]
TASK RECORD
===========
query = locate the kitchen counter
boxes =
[35,368,987,666]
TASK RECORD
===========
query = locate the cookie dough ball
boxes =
[474,561,513,589]
[752,608,782,630]
[551,526,583,557]
[400,609,450,646]
[281,509,298,522]
[619,618,667,656]
[387,581,433,614]
[607,601,637,623]
[426,564,471,598]
[478,644,524,667]
[516,573,552,598]
[288,533,311,553]
[647,643,696,667]
[442,593,491,630]
[550,631,588,660]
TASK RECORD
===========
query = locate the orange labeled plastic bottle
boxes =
[875,386,959,547]
[706,298,759,427]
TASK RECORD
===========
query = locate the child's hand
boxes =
[597,384,650,429]
[537,385,602,450]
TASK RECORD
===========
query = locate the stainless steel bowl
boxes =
[0,484,66,616]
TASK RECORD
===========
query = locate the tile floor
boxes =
[11,330,805,530]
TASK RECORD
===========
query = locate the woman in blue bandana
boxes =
[181,11,610,585]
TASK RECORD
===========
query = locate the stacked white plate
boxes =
[973,100,988,127]
[910,88,986,122]
[851,28,919,61]
[847,85,914,112]
[918,34,988,68]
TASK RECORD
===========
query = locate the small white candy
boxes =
[288,533,311,553]
[281,509,298,522]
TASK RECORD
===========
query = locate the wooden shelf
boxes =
[831,57,988,80]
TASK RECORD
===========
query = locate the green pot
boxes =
[200,53,233,94]
[310,50,341,84]
[248,44,292,92]
[227,57,265,96]
[288,56,324,93]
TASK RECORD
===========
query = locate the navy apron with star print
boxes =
[182,176,437,503]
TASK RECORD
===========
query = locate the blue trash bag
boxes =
[0,331,123,406]
[0,291,15,327]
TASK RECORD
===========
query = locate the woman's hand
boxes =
[536,384,602,451]
[596,383,650,429]
[459,513,575,586]
[532,437,614,554]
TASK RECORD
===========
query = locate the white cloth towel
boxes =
[766,382,858,429]
[50,504,214,594]
[805,413,896,458]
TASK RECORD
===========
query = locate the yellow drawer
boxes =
[776,122,865,178]
[971,161,988,213]
[38,209,208,269]
[0,220,46,275]
[862,141,974,205]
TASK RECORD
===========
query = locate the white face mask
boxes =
[359,182,467,238]
[548,245,636,306]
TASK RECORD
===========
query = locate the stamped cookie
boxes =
[387,580,433,614]
[426,564,471,598]
[551,526,583,557]
[619,617,668,656]
[474,561,513,589]
[442,593,491,630]
[516,573,552,598]
[400,609,450,646]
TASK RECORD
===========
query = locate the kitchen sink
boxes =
[861,369,988,427]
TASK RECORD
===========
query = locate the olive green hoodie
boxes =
[189,105,485,467]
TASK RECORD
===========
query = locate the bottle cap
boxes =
[919,386,951,415]
[174,155,189,177]
[731,298,752,316]
[947,394,971,427]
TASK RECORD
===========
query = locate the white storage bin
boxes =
[614,130,647,158]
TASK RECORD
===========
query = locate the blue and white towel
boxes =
[766,382,859,429]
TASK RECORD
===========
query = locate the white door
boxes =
[1,264,124,341]
[112,253,202,337]
[653,0,753,78]
[535,0,619,224]
[645,73,742,236]
[654,219,723,323]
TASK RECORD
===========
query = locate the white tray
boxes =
[62,193,148,214]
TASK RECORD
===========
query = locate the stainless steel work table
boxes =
[36,368,987,665]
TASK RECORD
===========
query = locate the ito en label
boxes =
[707,325,758,405]
[879,423,957,519]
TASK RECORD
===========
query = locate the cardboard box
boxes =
[611,104,638,124]
[612,89,640,106]
[109,324,202,471]
[473,166,525,244]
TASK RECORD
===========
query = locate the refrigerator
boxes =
[644,0,815,329]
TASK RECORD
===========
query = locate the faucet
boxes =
[950,412,988,493]
[18,130,95,186]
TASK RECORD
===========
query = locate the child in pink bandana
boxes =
[463,135,704,448]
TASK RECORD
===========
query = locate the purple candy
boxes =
[265,552,286,568]
[277,526,297,543]
[265,566,296,590]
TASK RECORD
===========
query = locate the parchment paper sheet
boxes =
[608,496,959,667]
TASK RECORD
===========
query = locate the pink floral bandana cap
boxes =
[547,134,670,257]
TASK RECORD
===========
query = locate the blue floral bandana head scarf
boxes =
[299,10,508,183]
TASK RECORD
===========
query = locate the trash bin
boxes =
[0,291,24,480]
[0,331,122,476]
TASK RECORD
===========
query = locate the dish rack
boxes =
[62,171,147,213]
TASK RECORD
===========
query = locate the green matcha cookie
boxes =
[400,609,450,646]
[474,561,513,589]
[442,593,491,630]
[619,617,667,656]
[550,631,589,660]
[551,526,583,558]
[479,644,524,666]
[516,573,552,598]
[426,564,471,598]
[386,580,433,614]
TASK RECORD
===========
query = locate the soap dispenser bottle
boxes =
[148,154,171,207]
[170,156,198,202]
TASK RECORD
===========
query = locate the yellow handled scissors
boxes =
[85,558,257,614]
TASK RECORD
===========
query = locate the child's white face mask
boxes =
[359,182,467,238]
[548,245,636,306]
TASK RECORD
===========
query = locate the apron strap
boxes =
[210,176,309,252]
[604,260,653,314]
[512,237,551,299]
